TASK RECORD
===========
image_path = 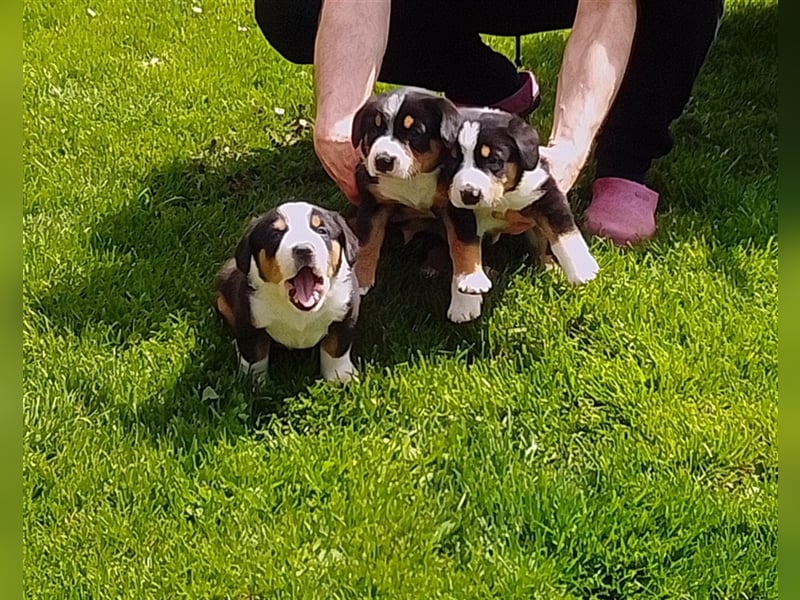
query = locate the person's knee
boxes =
[253,0,318,64]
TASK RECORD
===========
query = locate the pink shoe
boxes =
[452,71,541,118]
[584,177,659,246]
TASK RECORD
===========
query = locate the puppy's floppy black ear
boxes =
[234,219,256,274]
[351,97,379,150]
[509,116,540,171]
[331,211,360,266]
[435,97,462,147]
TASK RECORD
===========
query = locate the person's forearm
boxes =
[549,0,637,189]
[313,0,391,140]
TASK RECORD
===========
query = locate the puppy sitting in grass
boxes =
[214,201,360,383]
[442,107,599,322]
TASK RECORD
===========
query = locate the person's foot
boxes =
[451,71,540,118]
[584,177,659,246]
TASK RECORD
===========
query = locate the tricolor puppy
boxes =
[442,108,599,323]
[351,86,461,294]
[213,201,360,383]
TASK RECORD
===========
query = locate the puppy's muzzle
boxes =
[374,153,396,174]
[292,244,315,267]
[460,186,483,206]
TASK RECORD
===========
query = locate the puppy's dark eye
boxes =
[315,226,329,236]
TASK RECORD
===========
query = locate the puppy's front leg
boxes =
[235,324,272,378]
[320,307,358,383]
[523,225,556,271]
[524,189,599,285]
[354,167,390,296]
[441,205,488,323]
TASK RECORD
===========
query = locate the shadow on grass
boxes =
[32,136,506,440]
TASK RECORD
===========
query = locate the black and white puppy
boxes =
[214,201,360,383]
[442,107,599,322]
[350,86,461,294]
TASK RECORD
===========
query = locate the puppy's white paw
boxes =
[456,269,492,295]
[563,252,599,285]
[239,354,269,380]
[321,349,357,384]
[551,232,599,286]
[447,290,483,323]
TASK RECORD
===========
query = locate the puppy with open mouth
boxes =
[214,201,360,383]
[442,107,599,323]
[350,86,461,295]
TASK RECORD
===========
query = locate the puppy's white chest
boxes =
[249,271,352,349]
[371,170,439,211]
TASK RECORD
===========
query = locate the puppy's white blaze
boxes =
[367,136,414,178]
[276,201,329,284]
[501,166,550,210]
[450,168,494,208]
[320,347,356,383]
[550,231,600,285]
[384,91,404,117]
[447,278,483,323]
[457,122,480,165]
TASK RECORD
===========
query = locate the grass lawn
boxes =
[23,0,777,597]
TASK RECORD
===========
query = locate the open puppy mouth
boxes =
[286,266,325,311]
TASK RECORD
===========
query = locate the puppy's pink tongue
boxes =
[293,269,317,307]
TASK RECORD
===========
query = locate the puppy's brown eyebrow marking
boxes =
[374,113,382,127]
[403,115,415,129]
[480,144,491,158]
[310,213,322,229]
[273,217,287,231]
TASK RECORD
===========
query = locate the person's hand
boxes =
[539,143,585,195]
[313,128,361,204]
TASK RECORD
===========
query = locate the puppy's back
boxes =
[213,259,249,330]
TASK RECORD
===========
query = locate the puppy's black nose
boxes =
[461,188,482,206]
[292,245,314,263]
[374,153,396,173]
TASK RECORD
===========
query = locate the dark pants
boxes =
[254,0,723,182]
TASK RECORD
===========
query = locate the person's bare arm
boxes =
[313,0,391,202]
[544,0,637,193]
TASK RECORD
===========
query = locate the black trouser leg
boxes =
[253,0,542,105]
[593,0,725,183]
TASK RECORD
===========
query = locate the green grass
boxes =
[23,0,777,598]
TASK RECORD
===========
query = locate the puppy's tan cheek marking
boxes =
[273,217,287,231]
[327,240,342,278]
[257,249,283,283]
[214,292,236,328]
[311,214,322,229]
[503,162,520,191]
[488,176,506,205]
